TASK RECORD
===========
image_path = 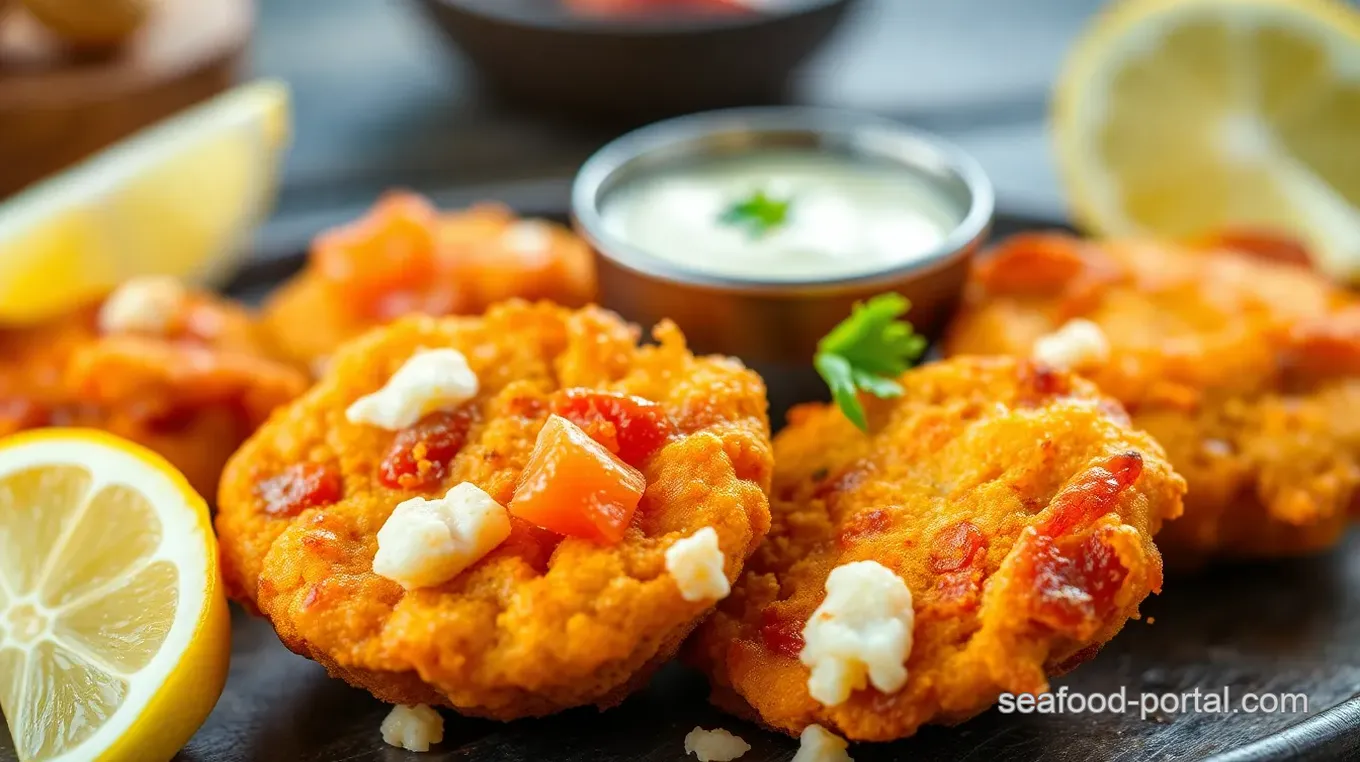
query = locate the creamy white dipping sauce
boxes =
[600,150,961,281]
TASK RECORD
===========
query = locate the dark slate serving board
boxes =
[4,213,1359,762]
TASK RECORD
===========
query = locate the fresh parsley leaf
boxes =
[718,189,791,237]
[813,293,927,431]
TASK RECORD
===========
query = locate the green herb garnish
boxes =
[719,189,791,237]
[814,293,927,431]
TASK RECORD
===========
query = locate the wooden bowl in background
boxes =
[0,0,252,197]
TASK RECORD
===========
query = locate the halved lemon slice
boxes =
[1054,0,1360,280]
[0,430,230,762]
[0,79,290,324]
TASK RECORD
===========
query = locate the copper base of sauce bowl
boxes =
[571,107,994,411]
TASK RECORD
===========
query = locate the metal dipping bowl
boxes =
[571,108,995,420]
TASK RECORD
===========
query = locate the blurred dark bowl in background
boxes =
[414,0,857,120]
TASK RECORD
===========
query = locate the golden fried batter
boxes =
[262,195,596,371]
[0,289,308,498]
[216,301,773,719]
[945,233,1360,562]
[689,356,1184,742]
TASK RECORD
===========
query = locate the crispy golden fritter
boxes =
[262,197,596,371]
[944,233,1360,563]
[0,293,307,498]
[216,301,773,719]
[689,356,1184,742]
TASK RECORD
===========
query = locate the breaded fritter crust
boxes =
[262,199,596,371]
[945,233,1360,562]
[0,293,307,497]
[216,301,773,719]
[689,356,1184,742]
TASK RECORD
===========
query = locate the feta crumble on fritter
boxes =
[800,560,914,707]
[665,527,731,603]
[380,704,444,752]
[1032,318,1110,371]
[97,275,187,335]
[373,482,511,589]
[346,348,478,430]
[792,724,853,762]
[683,726,750,761]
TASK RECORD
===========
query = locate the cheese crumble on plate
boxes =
[683,727,750,761]
[792,724,853,762]
[381,704,444,752]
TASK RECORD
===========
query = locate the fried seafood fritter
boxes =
[0,278,308,497]
[689,356,1185,742]
[945,233,1360,562]
[216,301,773,719]
[262,193,596,371]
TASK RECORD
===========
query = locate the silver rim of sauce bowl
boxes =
[571,106,996,296]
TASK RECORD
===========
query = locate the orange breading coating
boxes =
[0,292,307,498]
[216,301,773,719]
[945,233,1360,562]
[689,357,1184,741]
[262,194,596,370]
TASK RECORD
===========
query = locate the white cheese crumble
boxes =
[500,220,553,258]
[380,704,444,752]
[373,482,511,590]
[97,275,187,335]
[791,724,853,762]
[800,560,914,707]
[345,348,478,430]
[1031,318,1111,371]
[665,527,730,603]
[683,726,750,761]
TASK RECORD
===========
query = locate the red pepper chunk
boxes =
[759,607,805,659]
[257,463,343,517]
[837,508,891,548]
[379,408,475,490]
[1039,451,1143,538]
[509,414,646,544]
[928,520,988,573]
[928,520,989,613]
[549,388,676,467]
[1017,530,1129,639]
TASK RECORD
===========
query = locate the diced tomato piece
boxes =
[1039,451,1143,537]
[549,388,676,467]
[379,408,475,490]
[257,463,343,517]
[311,192,441,315]
[0,397,50,431]
[759,607,805,659]
[1016,530,1128,638]
[1200,228,1312,269]
[810,462,873,506]
[974,234,1090,296]
[837,508,891,548]
[508,414,646,544]
[928,520,988,573]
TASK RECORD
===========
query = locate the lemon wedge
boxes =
[1054,0,1360,280]
[0,429,230,762]
[0,80,290,324]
